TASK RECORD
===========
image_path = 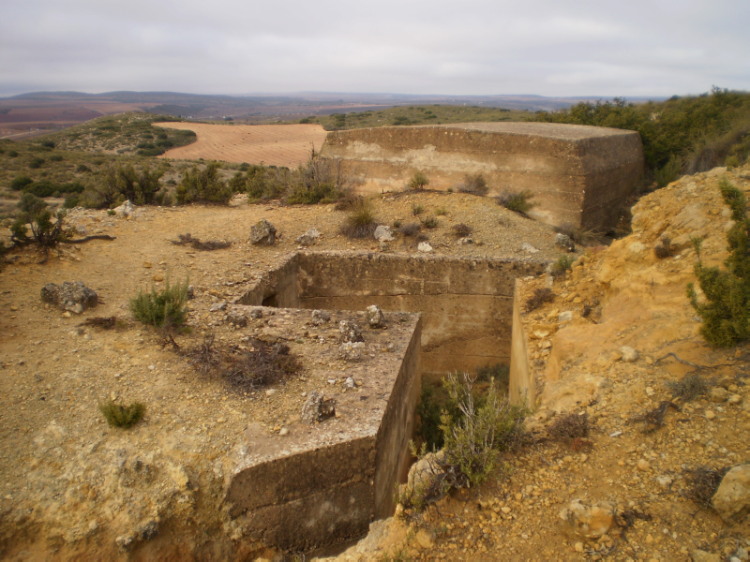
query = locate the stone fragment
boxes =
[521,242,539,253]
[340,341,365,362]
[209,301,227,312]
[225,311,248,327]
[296,228,320,247]
[555,233,576,252]
[559,499,614,539]
[417,241,433,253]
[620,346,639,362]
[311,310,331,325]
[339,320,364,343]
[300,391,336,423]
[399,450,446,508]
[41,281,98,314]
[366,304,385,328]
[249,308,264,319]
[558,311,574,323]
[250,219,277,245]
[114,200,136,218]
[691,549,722,562]
[712,464,750,522]
[708,387,729,403]
[373,225,394,242]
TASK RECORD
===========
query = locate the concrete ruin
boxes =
[320,122,644,231]
[238,251,546,380]
[227,250,548,550]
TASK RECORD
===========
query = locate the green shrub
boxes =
[10,193,69,248]
[452,223,472,238]
[407,171,430,191]
[411,204,424,216]
[688,178,750,347]
[551,254,575,277]
[497,190,535,215]
[339,198,378,239]
[130,279,189,332]
[99,400,145,429]
[439,373,526,489]
[421,216,438,229]
[667,373,710,401]
[286,157,349,204]
[176,162,232,205]
[398,222,422,237]
[10,176,33,191]
[28,157,45,169]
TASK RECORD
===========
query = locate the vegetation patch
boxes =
[667,373,711,401]
[185,334,301,391]
[99,400,146,429]
[688,178,750,347]
[683,466,730,508]
[171,233,231,251]
[129,279,189,333]
[524,287,554,313]
[339,198,378,239]
[497,190,535,216]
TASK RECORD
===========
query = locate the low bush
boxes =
[524,287,554,312]
[667,373,710,401]
[407,171,430,191]
[452,223,472,238]
[457,173,489,195]
[497,190,535,216]
[421,216,439,229]
[10,193,69,249]
[130,279,189,332]
[551,254,575,278]
[99,400,145,429]
[411,204,424,216]
[398,222,422,237]
[176,162,233,205]
[339,198,378,239]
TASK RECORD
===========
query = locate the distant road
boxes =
[155,122,328,168]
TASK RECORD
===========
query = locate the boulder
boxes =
[373,225,394,242]
[300,391,336,423]
[339,320,364,343]
[250,219,277,245]
[41,281,98,314]
[295,228,320,247]
[712,464,750,522]
[366,304,385,328]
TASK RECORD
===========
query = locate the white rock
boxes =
[417,242,433,253]
[373,225,394,242]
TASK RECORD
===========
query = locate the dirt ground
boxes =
[155,122,329,167]
[0,190,563,560]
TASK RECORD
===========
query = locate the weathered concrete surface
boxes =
[509,278,534,406]
[320,122,644,230]
[226,308,421,551]
[239,252,547,380]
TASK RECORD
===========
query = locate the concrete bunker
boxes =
[238,251,547,380]
[320,122,644,231]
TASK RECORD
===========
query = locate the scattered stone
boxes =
[558,311,574,323]
[417,241,433,253]
[656,475,673,488]
[209,301,227,312]
[311,310,331,325]
[279,427,289,436]
[225,311,248,327]
[340,341,365,361]
[521,242,539,253]
[373,225,394,242]
[705,410,716,420]
[415,529,434,549]
[300,391,336,423]
[250,219,277,245]
[637,459,651,471]
[114,200,136,218]
[344,376,356,389]
[339,320,364,343]
[691,549,722,562]
[296,228,320,247]
[249,308,264,319]
[399,450,446,508]
[709,387,730,403]
[620,346,639,362]
[555,233,576,252]
[41,281,98,314]
[728,394,742,405]
[559,499,614,539]
[366,304,386,328]
[458,237,474,245]
[712,464,750,522]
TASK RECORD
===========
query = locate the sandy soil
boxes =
[156,122,329,167]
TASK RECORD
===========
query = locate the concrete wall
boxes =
[320,122,644,231]
[509,279,535,406]
[225,309,422,551]
[294,252,546,379]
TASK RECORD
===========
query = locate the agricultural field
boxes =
[156,122,328,167]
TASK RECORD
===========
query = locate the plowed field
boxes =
[155,122,328,167]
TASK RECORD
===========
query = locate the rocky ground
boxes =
[327,166,750,561]
[0,190,563,560]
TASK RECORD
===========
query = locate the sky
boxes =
[1,0,749,99]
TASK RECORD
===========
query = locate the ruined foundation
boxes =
[238,251,546,380]
[320,122,644,230]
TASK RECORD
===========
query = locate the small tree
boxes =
[407,171,430,191]
[688,178,750,347]
[10,193,68,248]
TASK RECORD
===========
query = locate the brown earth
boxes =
[0,191,561,560]
[156,123,329,167]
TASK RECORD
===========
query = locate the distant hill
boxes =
[0,90,661,139]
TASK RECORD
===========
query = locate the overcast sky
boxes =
[1,0,748,99]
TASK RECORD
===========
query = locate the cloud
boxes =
[1,0,748,97]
